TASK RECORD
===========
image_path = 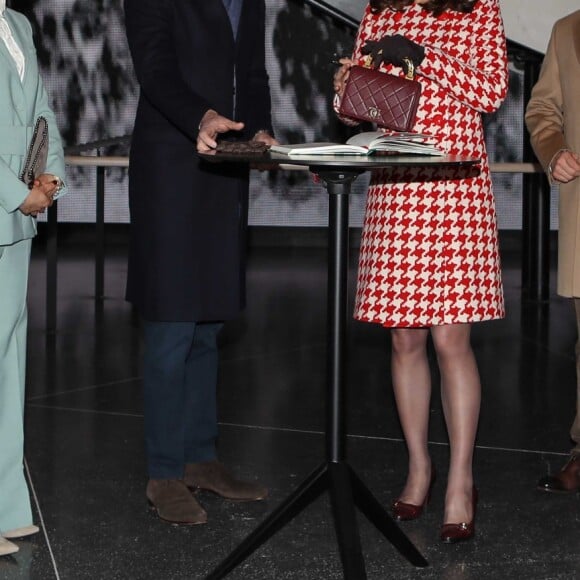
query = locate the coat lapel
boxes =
[235,0,248,56]
[0,43,15,72]
[0,23,19,77]
[1,11,27,125]
[211,0,235,45]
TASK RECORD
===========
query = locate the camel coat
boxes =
[525,10,580,298]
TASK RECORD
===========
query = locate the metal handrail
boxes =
[64,135,131,155]
[65,155,129,167]
[302,0,360,28]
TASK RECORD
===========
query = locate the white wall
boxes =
[499,0,577,54]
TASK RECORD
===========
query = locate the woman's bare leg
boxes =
[390,327,432,504]
[431,323,480,524]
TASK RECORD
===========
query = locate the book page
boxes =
[269,142,367,155]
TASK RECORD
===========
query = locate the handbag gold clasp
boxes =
[402,57,415,80]
[365,54,415,80]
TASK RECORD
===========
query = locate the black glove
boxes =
[361,34,425,72]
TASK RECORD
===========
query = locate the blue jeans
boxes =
[142,320,223,479]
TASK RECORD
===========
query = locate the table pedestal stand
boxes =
[205,169,428,580]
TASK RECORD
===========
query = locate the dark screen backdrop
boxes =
[11,0,557,229]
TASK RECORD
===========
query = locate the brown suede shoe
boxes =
[537,454,580,493]
[184,461,268,501]
[146,479,207,525]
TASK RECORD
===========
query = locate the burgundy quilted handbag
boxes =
[338,58,421,132]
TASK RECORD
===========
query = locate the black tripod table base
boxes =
[205,461,428,580]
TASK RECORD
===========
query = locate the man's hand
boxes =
[551,150,580,184]
[252,130,278,147]
[250,130,279,171]
[19,178,58,216]
[197,109,244,152]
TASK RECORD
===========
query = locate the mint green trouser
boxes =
[0,238,33,533]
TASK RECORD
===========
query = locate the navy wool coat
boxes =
[123,0,273,322]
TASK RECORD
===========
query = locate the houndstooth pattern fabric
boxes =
[350,0,508,327]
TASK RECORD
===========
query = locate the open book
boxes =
[269,131,444,157]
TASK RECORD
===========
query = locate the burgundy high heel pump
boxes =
[440,486,478,543]
[392,466,436,521]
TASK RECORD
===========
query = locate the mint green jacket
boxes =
[0,8,66,246]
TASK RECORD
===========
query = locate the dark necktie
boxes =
[222,0,242,39]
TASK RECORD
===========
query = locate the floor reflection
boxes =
[9,232,579,579]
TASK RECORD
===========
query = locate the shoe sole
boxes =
[188,485,268,502]
[0,539,19,556]
[147,502,207,526]
[393,514,423,522]
[2,525,40,539]
[441,536,474,544]
[536,486,580,494]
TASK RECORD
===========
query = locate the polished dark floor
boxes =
[2,229,580,580]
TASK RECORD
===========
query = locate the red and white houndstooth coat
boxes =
[342,0,508,327]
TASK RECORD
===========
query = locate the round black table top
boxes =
[199,150,480,170]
